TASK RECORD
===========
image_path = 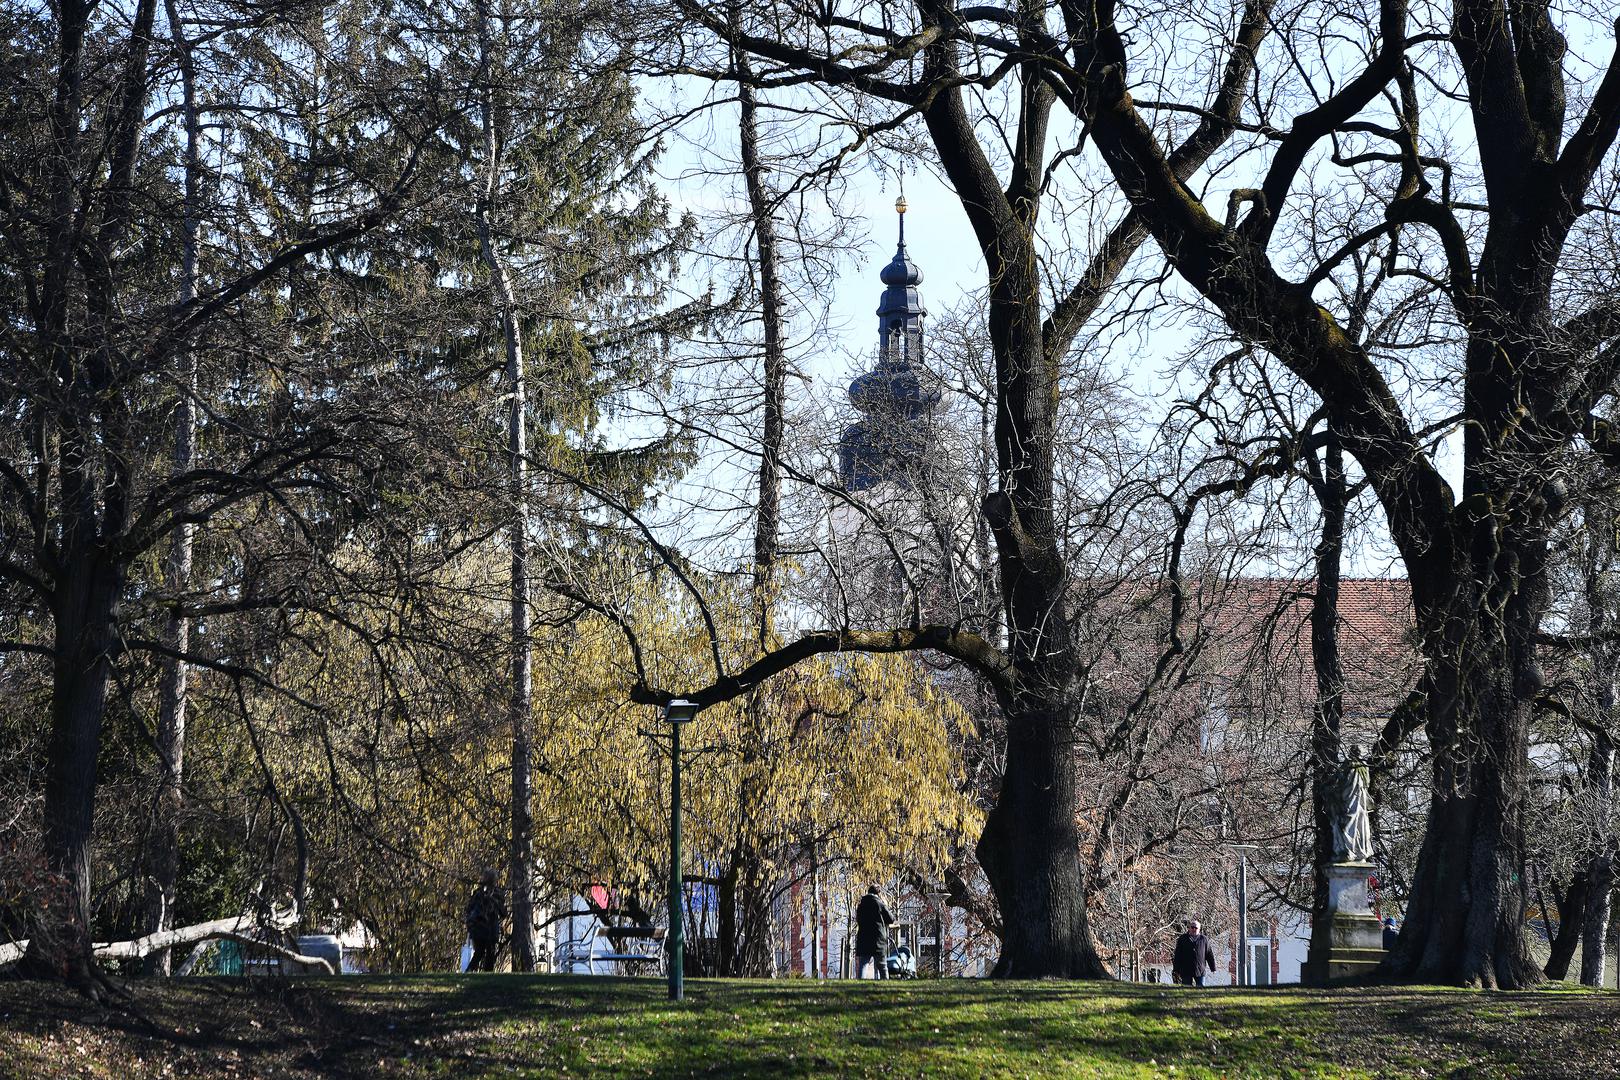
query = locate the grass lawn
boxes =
[1,975,1617,1079]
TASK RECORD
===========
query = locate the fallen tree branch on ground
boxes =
[0,908,331,973]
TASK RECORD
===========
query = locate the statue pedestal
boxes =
[1304,862,1385,984]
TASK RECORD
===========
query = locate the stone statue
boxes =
[1331,746,1375,864]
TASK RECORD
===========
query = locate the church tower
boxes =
[824,197,966,629]
[838,197,940,492]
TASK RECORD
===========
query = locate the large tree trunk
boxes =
[939,138,1099,977]
[474,0,535,972]
[25,548,123,981]
[977,688,1103,977]
[970,203,1103,978]
[1387,537,1546,988]
[142,0,202,976]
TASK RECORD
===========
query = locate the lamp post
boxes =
[1224,843,1259,987]
[664,698,698,1001]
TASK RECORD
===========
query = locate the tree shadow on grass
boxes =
[3,976,1617,1079]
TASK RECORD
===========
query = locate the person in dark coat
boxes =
[1171,919,1216,987]
[1382,917,1399,950]
[853,885,894,979]
[465,867,507,973]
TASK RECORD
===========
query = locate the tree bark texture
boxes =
[735,44,785,641]
[142,0,202,976]
[976,686,1099,977]
[1544,869,1588,980]
[474,0,536,973]
[1384,538,1548,987]
[1304,434,1347,983]
[1581,731,1615,987]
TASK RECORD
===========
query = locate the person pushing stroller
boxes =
[854,885,894,979]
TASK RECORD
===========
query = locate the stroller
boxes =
[885,944,918,979]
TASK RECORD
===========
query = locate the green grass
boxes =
[2,975,1617,1078]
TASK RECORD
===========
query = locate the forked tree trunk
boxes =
[1544,869,1588,980]
[24,0,154,988]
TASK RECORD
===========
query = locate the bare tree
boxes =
[682,0,1619,988]
[605,0,1272,977]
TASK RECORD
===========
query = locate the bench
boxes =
[555,925,666,975]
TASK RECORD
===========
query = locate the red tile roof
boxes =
[1195,577,1418,728]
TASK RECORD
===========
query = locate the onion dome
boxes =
[838,197,939,492]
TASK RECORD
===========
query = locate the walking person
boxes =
[1172,919,1217,987]
[853,885,894,980]
[465,867,508,973]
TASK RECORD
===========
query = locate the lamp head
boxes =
[665,698,699,724]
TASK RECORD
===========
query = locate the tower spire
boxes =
[837,199,938,491]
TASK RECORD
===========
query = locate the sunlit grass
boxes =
[2,974,1616,1078]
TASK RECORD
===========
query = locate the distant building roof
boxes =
[1201,577,1418,725]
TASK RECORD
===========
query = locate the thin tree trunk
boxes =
[1579,521,1618,988]
[734,855,776,976]
[736,51,784,638]
[143,0,202,977]
[474,0,535,972]
[1304,432,1346,983]
[1544,869,1588,980]
[1581,730,1615,987]
[724,26,787,980]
